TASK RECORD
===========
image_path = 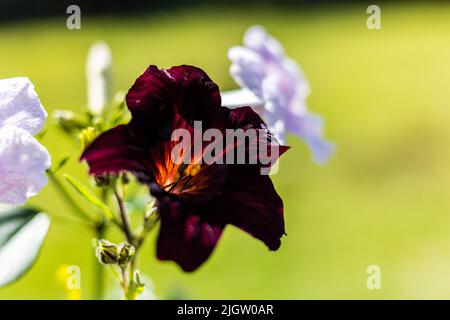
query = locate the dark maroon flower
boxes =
[81,65,289,271]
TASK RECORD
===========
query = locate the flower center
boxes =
[162,163,202,194]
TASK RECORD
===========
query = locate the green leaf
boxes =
[51,155,71,173]
[63,174,114,221]
[0,207,50,287]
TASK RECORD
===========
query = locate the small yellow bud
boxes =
[79,127,97,149]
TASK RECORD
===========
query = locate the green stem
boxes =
[135,219,158,249]
[93,223,106,300]
[112,181,142,300]
[113,188,134,245]
[49,171,113,299]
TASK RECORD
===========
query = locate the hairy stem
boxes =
[113,187,134,245]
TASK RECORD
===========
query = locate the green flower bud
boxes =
[130,270,145,299]
[96,239,119,265]
[94,174,111,187]
[121,173,130,185]
[53,110,87,133]
[117,242,136,268]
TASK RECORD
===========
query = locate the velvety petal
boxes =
[0,127,51,205]
[166,65,222,122]
[154,187,224,272]
[220,105,266,130]
[0,77,47,135]
[219,166,285,250]
[126,65,221,131]
[154,165,286,271]
[81,125,151,176]
[126,65,174,119]
[221,106,289,164]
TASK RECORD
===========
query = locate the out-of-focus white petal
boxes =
[86,41,113,115]
[243,25,284,62]
[0,127,51,205]
[220,88,263,108]
[228,46,266,97]
[221,88,266,118]
[0,77,47,135]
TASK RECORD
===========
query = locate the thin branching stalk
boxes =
[113,188,134,245]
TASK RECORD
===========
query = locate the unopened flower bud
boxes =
[86,41,113,116]
[117,242,136,268]
[53,110,87,133]
[132,270,145,296]
[96,239,119,265]
[121,173,130,185]
[94,174,111,187]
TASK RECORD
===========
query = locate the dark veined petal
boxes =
[82,65,222,177]
[166,65,221,124]
[217,106,290,169]
[126,65,221,135]
[152,184,225,272]
[220,166,285,250]
[126,65,174,120]
[80,125,150,176]
[153,165,285,271]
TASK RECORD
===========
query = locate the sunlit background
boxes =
[1,1,450,299]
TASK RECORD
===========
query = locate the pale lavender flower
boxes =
[224,25,334,163]
[0,77,51,205]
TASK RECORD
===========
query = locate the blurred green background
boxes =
[1,2,450,299]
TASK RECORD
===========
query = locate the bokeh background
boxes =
[1,1,450,299]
